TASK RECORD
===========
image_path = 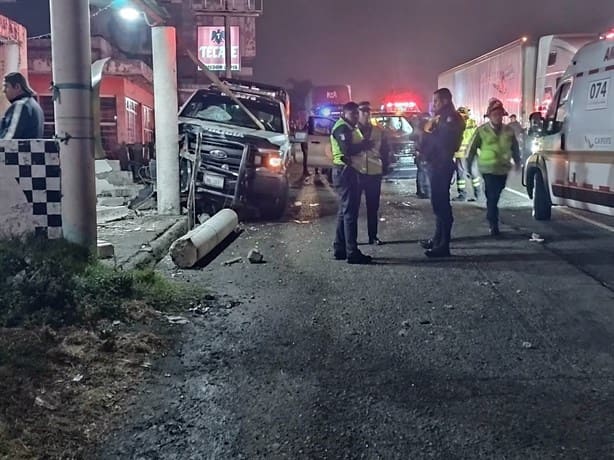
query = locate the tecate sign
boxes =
[197,26,241,71]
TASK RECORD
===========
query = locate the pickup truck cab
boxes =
[178,83,292,219]
[524,34,614,219]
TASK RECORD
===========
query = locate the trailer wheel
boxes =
[532,171,551,221]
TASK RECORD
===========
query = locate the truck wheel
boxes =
[532,171,551,221]
[260,184,289,220]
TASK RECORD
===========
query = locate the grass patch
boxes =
[0,236,190,328]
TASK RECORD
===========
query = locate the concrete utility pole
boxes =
[224,12,232,78]
[49,0,97,248]
[151,25,180,215]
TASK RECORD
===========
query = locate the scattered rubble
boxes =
[248,249,264,264]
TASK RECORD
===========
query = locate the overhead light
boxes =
[118,7,141,21]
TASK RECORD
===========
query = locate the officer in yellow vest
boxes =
[454,107,480,201]
[354,101,391,245]
[466,98,522,236]
[331,102,374,264]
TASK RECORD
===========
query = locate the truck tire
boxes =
[532,171,551,221]
[260,184,289,220]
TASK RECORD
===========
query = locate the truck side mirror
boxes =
[528,111,544,135]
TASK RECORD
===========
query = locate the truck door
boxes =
[541,80,573,206]
[305,116,334,168]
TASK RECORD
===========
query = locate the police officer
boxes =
[354,101,390,245]
[453,107,479,201]
[466,99,521,236]
[331,102,373,264]
[419,88,465,258]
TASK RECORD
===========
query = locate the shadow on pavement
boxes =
[193,229,243,268]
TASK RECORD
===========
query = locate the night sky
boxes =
[3,0,614,105]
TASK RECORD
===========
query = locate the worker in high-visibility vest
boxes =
[354,101,391,245]
[330,102,373,264]
[454,107,479,201]
[466,98,522,236]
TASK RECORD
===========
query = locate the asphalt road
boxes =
[98,172,614,459]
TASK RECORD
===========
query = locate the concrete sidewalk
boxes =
[97,206,186,270]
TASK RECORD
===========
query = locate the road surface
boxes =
[98,173,614,459]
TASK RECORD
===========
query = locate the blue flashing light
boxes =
[320,107,332,117]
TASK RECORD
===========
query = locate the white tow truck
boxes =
[524,31,614,219]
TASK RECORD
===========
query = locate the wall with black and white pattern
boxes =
[0,140,62,239]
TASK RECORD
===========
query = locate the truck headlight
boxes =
[257,148,283,170]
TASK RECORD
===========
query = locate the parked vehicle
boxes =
[178,80,294,219]
[300,111,418,181]
[438,34,596,125]
[523,32,614,219]
[305,85,352,116]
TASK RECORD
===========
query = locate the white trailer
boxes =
[438,34,596,125]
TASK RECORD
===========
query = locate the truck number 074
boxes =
[589,80,608,99]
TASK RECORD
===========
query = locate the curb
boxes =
[121,217,188,270]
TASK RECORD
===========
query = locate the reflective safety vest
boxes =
[476,123,515,175]
[455,119,477,159]
[351,124,384,175]
[330,118,363,166]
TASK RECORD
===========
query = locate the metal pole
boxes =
[224,14,232,78]
[49,0,97,248]
[151,26,180,215]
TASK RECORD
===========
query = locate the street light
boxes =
[118,6,142,21]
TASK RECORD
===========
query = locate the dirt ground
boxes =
[0,301,185,460]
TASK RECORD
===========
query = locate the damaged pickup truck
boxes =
[178,80,295,219]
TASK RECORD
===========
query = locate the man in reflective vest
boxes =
[454,107,480,201]
[331,102,373,264]
[466,98,522,236]
[354,101,391,245]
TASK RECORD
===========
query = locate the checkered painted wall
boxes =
[0,140,62,239]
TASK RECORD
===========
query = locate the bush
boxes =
[0,237,182,328]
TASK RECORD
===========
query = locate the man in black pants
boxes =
[355,101,390,245]
[419,88,465,258]
[330,102,373,264]
[466,99,522,235]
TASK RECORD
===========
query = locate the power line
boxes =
[27,1,117,41]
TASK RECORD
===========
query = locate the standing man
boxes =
[0,72,44,140]
[466,99,522,236]
[507,114,525,161]
[331,102,373,264]
[354,101,390,245]
[453,107,478,201]
[419,88,465,258]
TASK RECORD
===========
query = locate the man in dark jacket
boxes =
[0,72,44,140]
[419,88,465,257]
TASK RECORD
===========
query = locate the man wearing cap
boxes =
[354,101,391,245]
[0,72,44,140]
[419,88,465,258]
[466,98,522,236]
[330,102,374,264]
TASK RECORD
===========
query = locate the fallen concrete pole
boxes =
[170,209,239,268]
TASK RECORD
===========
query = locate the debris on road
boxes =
[248,248,264,264]
[443,304,454,310]
[522,341,534,349]
[530,233,545,243]
[293,201,303,207]
[222,256,243,266]
[398,329,408,337]
[34,396,57,411]
[293,220,311,224]
[309,203,320,207]
[72,374,84,383]
[166,315,190,325]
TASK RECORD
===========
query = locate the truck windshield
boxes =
[373,115,414,136]
[181,91,284,133]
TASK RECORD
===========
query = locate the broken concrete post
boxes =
[170,209,239,268]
